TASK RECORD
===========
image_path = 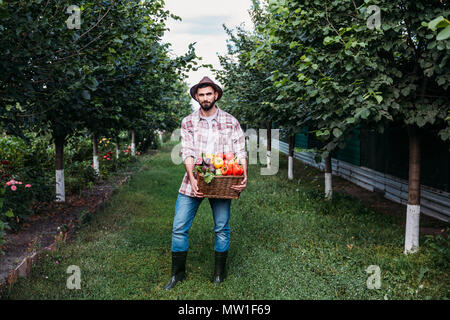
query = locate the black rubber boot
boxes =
[164,251,187,290]
[212,250,228,287]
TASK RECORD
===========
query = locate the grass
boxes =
[3,142,449,300]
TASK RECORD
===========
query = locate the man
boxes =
[164,76,248,290]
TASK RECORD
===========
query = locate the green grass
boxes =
[3,142,449,300]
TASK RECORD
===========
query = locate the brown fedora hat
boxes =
[190,76,223,101]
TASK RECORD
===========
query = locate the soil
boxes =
[0,150,158,287]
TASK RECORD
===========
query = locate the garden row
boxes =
[0,130,167,255]
[0,2,198,253]
[216,1,449,254]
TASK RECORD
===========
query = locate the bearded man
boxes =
[164,76,248,290]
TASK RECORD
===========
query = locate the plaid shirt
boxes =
[178,105,247,197]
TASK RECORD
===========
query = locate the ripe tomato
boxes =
[232,163,244,176]
[215,152,225,160]
[224,152,234,161]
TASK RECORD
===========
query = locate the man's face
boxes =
[196,86,218,111]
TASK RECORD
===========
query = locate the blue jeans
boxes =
[171,192,231,253]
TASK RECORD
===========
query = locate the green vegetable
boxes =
[203,172,215,184]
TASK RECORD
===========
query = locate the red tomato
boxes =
[215,152,225,160]
[224,152,234,161]
[232,164,238,176]
[232,163,244,176]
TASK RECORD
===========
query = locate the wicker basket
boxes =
[196,172,245,199]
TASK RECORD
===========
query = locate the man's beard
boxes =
[199,99,216,112]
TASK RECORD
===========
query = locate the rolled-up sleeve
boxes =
[180,118,196,162]
[232,121,247,161]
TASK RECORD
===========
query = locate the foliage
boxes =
[65,160,96,196]
[219,0,449,159]
[2,179,34,232]
[0,0,196,155]
[4,144,448,299]
[0,186,11,255]
[424,16,450,40]
[423,229,450,269]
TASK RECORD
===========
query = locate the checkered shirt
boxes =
[178,106,247,197]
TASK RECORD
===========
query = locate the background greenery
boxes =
[4,142,448,300]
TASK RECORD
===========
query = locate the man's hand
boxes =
[230,175,247,194]
[189,176,205,198]
[185,156,204,198]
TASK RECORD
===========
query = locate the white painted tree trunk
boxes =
[325,173,333,200]
[56,169,65,202]
[288,156,294,180]
[92,134,99,176]
[159,131,163,143]
[116,143,119,160]
[93,155,99,176]
[131,130,136,156]
[267,150,271,169]
[54,135,65,203]
[404,204,420,254]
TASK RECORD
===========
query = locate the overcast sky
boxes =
[162,0,254,109]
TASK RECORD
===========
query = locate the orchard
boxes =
[0,0,449,303]
[0,1,197,245]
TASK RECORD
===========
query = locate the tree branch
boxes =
[75,0,116,43]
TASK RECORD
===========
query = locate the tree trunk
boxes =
[257,127,260,151]
[54,135,65,202]
[245,124,249,149]
[131,130,136,156]
[288,134,295,180]
[404,125,421,254]
[92,133,99,176]
[115,135,120,160]
[325,155,332,200]
[266,120,272,169]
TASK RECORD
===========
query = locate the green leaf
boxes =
[375,94,383,104]
[427,16,447,31]
[437,25,450,41]
[333,128,343,138]
[5,209,14,218]
[323,36,334,45]
[204,172,214,184]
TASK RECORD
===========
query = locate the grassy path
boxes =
[4,143,448,299]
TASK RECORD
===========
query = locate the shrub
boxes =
[2,179,34,232]
[65,160,96,195]
[424,229,450,269]
[0,187,12,255]
[65,132,96,165]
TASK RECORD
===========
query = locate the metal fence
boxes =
[258,137,450,222]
